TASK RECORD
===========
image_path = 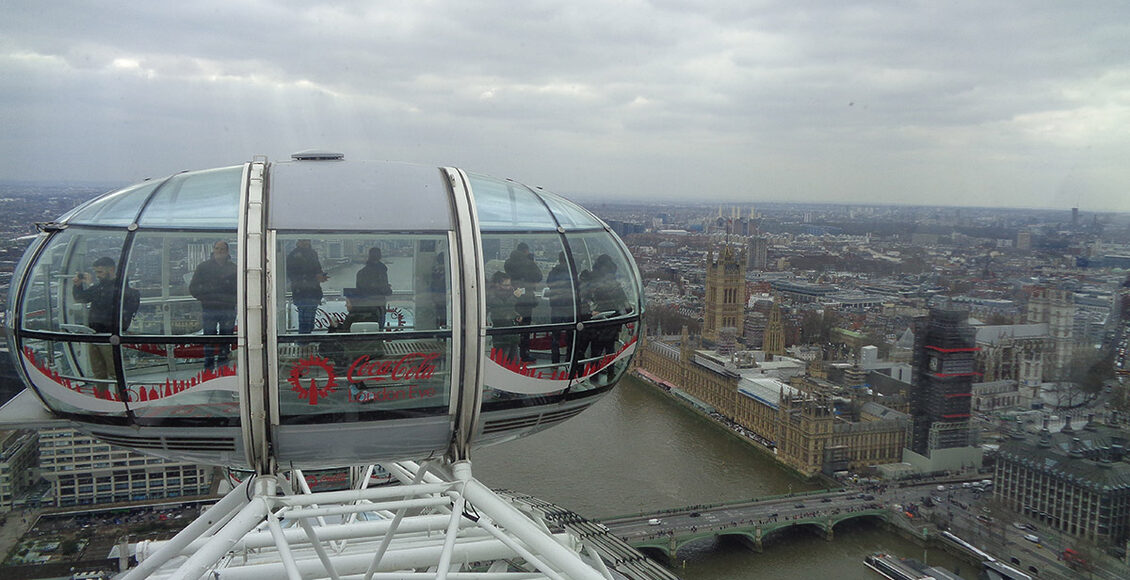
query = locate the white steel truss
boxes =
[119,460,614,580]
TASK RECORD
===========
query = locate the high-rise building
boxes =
[703,244,746,343]
[37,428,215,507]
[0,430,39,512]
[910,308,978,457]
[1016,229,1031,251]
[747,236,769,270]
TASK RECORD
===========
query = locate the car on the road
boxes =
[647,518,662,526]
[1024,534,1039,543]
[794,503,805,508]
[689,512,700,517]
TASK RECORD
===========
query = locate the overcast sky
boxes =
[2,1,1129,211]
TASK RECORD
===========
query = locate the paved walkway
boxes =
[0,509,40,561]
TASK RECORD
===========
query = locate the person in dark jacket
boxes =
[504,242,542,361]
[585,254,629,359]
[72,256,139,383]
[286,239,328,334]
[354,247,392,328]
[190,240,238,369]
[571,255,629,380]
[545,252,573,364]
[487,271,522,362]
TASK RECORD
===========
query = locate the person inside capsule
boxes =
[286,239,328,334]
[487,271,522,362]
[189,240,238,370]
[353,247,391,329]
[71,256,140,385]
[503,242,543,362]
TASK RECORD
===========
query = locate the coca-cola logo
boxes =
[288,356,338,406]
[346,352,440,386]
[285,351,442,406]
[306,471,348,486]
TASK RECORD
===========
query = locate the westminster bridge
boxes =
[596,488,897,562]
[502,486,905,569]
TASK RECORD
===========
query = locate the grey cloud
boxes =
[1,0,1129,210]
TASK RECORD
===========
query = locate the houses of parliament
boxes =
[634,243,913,478]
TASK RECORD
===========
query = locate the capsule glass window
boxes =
[137,166,243,229]
[566,231,640,321]
[468,173,556,231]
[274,235,450,335]
[20,228,131,335]
[481,233,573,328]
[122,340,240,426]
[62,180,164,227]
[273,233,453,425]
[124,234,238,337]
[536,190,603,230]
[20,337,130,418]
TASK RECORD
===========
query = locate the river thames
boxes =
[474,375,969,579]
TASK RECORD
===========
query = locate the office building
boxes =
[38,428,215,507]
[0,430,39,512]
[995,415,1130,545]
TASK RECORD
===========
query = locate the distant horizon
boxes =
[2,178,1124,216]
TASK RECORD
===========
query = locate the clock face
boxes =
[928,357,939,371]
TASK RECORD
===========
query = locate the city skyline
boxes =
[2,178,1127,220]
[2,175,1130,577]
[3,2,1130,212]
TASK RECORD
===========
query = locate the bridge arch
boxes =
[634,545,671,564]
[829,511,887,529]
[758,521,826,544]
[674,530,759,554]
[668,531,762,561]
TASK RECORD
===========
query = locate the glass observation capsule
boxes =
[6,153,643,471]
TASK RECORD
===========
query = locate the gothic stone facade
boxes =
[636,333,908,477]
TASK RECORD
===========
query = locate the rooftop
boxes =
[999,419,1130,492]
